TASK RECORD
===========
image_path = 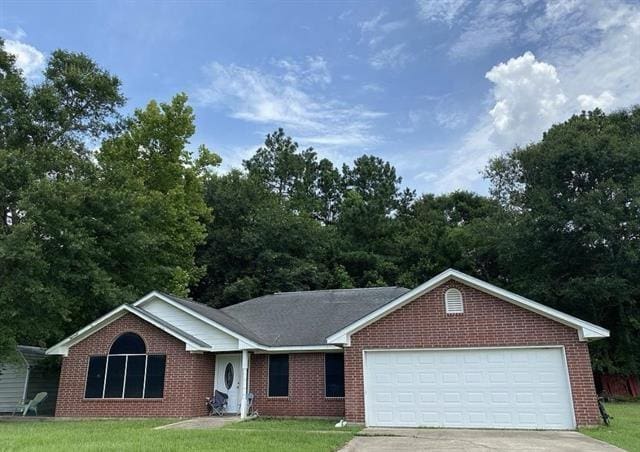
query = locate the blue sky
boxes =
[2,0,639,194]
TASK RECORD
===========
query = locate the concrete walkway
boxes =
[154,416,240,430]
[340,428,623,451]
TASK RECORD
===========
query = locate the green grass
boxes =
[580,401,640,452]
[0,418,361,452]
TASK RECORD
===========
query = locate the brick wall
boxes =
[249,353,344,417]
[344,281,601,427]
[56,313,214,417]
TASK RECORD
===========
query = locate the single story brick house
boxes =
[47,269,609,429]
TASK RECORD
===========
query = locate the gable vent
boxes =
[445,288,464,314]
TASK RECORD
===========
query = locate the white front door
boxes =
[215,354,242,413]
[364,347,575,429]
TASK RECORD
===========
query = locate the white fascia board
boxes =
[253,345,343,354]
[134,291,263,349]
[326,268,610,345]
[46,304,211,356]
[46,305,130,356]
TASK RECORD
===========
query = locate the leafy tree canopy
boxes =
[0,41,217,357]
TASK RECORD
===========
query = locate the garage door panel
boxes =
[364,348,575,429]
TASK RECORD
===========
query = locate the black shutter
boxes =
[85,356,107,398]
[268,355,289,397]
[325,353,344,397]
[144,355,166,398]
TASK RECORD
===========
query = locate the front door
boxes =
[215,354,242,413]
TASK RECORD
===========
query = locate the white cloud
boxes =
[358,10,407,48]
[485,51,567,148]
[274,56,331,86]
[416,0,469,24]
[446,0,534,60]
[577,91,616,111]
[1,28,45,81]
[3,39,45,80]
[449,16,517,59]
[196,60,385,149]
[428,0,640,194]
[369,43,411,70]
[361,83,385,93]
[436,110,468,130]
[0,26,27,40]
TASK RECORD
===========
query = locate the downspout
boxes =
[240,350,249,419]
[18,349,31,403]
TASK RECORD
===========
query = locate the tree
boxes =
[192,170,341,307]
[0,39,214,357]
[0,43,125,357]
[243,128,342,223]
[394,191,501,288]
[486,108,640,374]
[96,94,216,295]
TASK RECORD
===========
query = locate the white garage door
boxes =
[364,347,575,429]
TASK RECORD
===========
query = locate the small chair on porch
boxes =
[207,390,228,416]
[247,392,258,417]
[13,392,48,416]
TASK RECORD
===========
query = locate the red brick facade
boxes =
[249,353,345,417]
[55,280,601,426]
[343,281,602,426]
[56,313,214,417]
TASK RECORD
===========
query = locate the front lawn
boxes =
[0,418,361,452]
[580,401,640,452]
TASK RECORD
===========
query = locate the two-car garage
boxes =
[363,347,576,430]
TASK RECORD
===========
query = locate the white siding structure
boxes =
[0,346,59,414]
[143,299,239,350]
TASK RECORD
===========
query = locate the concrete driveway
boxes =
[340,428,623,452]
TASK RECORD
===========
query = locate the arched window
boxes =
[84,332,166,399]
[445,288,464,314]
[110,332,146,354]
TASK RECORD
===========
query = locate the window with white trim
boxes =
[84,332,166,399]
[445,288,464,314]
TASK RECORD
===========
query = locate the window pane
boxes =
[268,355,289,397]
[85,356,106,398]
[104,355,126,398]
[109,332,146,354]
[325,353,344,397]
[144,355,166,398]
[124,355,146,398]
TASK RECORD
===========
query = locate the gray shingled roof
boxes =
[157,292,266,344]
[157,287,409,347]
[221,286,410,346]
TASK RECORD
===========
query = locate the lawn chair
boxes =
[13,392,48,416]
[206,390,228,416]
[247,392,258,417]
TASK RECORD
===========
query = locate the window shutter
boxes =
[445,288,464,314]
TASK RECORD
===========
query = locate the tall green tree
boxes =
[192,170,341,307]
[0,40,214,357]
[395,191,501,288]
[243,128,342,223]
[486,108,640,374]
[0,43,125,357]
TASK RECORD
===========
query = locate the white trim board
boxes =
[46,304,213,356]
[327,268,609,345]
[133,291,263,349]
[48,292,345,355]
